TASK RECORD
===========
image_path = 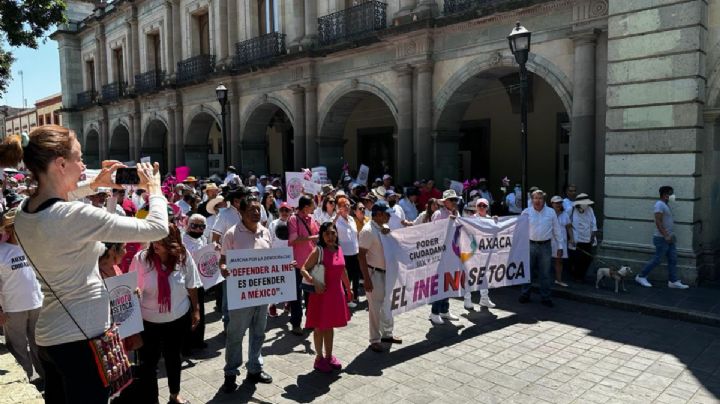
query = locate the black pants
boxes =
[290,267,304,328]
[138,310,190,400]
[570,242,593,281]
[184,288,205,353]
[39,338,110,404]
[344,254,361,299]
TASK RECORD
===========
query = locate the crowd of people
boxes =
[0,124,689,404]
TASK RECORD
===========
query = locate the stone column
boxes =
[415,61,433,180]
[215,0,229,65]
[301,0,317,48]
[172,0,183,66]
[227,0,239,59]
[288,0,306,51]
[229,93,240,167]
[100,108,109,161]
[569,31,597,195]
[165,1,175,76]
[97,25,108,86]
[132,100,142,160]
[174,101,184,167]
[291,85,306,169]
[305,82,318,167]
[128,7,140,86]
[166,107,177,169]
[393,64,414,185]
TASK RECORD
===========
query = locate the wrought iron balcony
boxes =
[134,70,166,95]
[444,0,549,15]
[176,54,216,86]
[318,0,387,47]
[232,32,286,69]
[101,81,127,103]
[76,90,97,109]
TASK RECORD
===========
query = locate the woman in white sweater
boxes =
[0,125,168,404]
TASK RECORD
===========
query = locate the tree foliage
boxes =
[0,0,67,95]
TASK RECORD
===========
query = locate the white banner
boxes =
[356,164,369,185]
[191,244,223,290]
[302,180,322,195]
[381,216,530,316]
[225,247,296,310]
[311,166,329,184]
[104,272,144,338]
[285,172,305,207]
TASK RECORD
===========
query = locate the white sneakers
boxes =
[635,275,652,287]
[479,296,496,308]
[463,296,474,311]
[441,312,460,321]
[636,275,690,289]
[429,314,443,325]
[668,280,690,289]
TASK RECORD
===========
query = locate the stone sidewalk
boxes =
[0,341,43,404]
[156,288,720,403]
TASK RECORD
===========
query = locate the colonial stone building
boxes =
[52,0,720,284]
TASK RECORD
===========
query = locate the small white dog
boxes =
[595,266,633,293]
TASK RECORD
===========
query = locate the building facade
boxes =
[52,0,720,284]
[2,94,63,139]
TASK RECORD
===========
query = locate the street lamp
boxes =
[508,21,531,209]
[215,84,229,171]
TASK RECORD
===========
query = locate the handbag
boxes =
[301,247,325,293]
[15,202,133,398]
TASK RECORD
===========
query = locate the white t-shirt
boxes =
[359,221,386,269]
[388,204,406,230]
[0,242,43,312]
[129,249,202,324]
[336,215,359,255]
[212,205,240,243]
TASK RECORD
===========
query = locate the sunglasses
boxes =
[478,204,488,208]
[356,206,365,211]
[189,223,206,229]
[327,200,336,204]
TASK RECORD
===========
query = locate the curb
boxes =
[549,287,720,328]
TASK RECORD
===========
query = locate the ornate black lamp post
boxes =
[508,22,532,209]
[216,83,229,169]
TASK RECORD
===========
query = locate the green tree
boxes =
[0,0,66,94]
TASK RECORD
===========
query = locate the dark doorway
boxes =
[357,127,394,179]
[458,119,491,180]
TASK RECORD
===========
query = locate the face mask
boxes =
[668,194,676,202]
[365,209,371,217]
[577,207,585,214]
[388,200,396,208]
[187,231,203,239]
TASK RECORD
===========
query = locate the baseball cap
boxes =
[383,174,392,180]
[279,202,291,210]
[371,200,394,215]
[550,195,563,204]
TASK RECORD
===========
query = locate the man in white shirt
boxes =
[335,195,360,308]
[568,193,598,282]
[519,190,563,307]
[385,191,412,230]
[562,184,577,213]
[223,166,242,187]
[429,190,461,324]
[398,189,419,222]
[358,201,401,352]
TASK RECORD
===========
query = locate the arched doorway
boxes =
[242,103,294,175]
[435,65,569,197]
[319,90,397,181]
[141,119,169,174]
[84,129,100,168]
[109,124,131,162]
[185,112,221,177]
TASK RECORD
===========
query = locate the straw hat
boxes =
[441,189,460,201]
[206,196,225,215]
[573,193,594,206]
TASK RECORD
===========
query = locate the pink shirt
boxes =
[287,213,318,269]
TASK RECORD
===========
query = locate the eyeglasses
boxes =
[356,206,365,211]
[478,204,488,208]
[328,200,336,204]
[189,223,206,229]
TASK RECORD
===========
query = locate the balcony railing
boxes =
[76,90,97,109]
[134,70,166,95]
[101,81,127,103]
[176,54,216,86]
[232,32,286,69]
[444,0,547,15]
[318,0,387,47]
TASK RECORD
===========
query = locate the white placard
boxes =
[302,180,322,195]
[140,156,151,164]
[285,172,305,207]
[225,247,296,310]
[357,164,369,185]
[106,196,118,214]
[190,244,223,290]
[311,166,329,184]
[104,272,144,338]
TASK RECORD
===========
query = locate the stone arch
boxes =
[84,129,101,169]
[142,118,169,172]
[317,80,400,179]
[240,94,295,175]
[434,52,572,129]
[109,121,131,162]
[185,108,222,177]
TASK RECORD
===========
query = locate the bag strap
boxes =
[15,198,91,340]
[296,214,313,236]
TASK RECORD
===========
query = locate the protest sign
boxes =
[311,166,329,184]
[104,272,143,338]
[106,196,117,214]
[140,156,152,164]
[302,180,322,195]
[382,215,530,316]
[357,164,369,185]
[285,172,305,207]
[175,166,190,182]
[225,247,296,310]
[190,244,223,290]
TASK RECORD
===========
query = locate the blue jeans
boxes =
[431,298,450,315]
[224,305,268,375]
[521,241,552,301]
[640,236,678,282]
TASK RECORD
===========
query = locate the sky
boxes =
[0,36,61,108]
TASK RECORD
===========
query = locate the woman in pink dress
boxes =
[300,222,352,373]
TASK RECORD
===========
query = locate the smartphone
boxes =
[115,167,140,185]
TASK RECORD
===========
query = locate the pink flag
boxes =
[175,166,190,182]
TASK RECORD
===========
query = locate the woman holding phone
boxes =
[0,125,168,403]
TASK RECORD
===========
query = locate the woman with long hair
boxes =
[300,222,352,372]
[129,223,201,404]
[260,191,278,227]
[314,195,336,225]
[2,125,168,403]
[414,198,439,225]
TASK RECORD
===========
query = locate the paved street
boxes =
[157,288,720,403]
